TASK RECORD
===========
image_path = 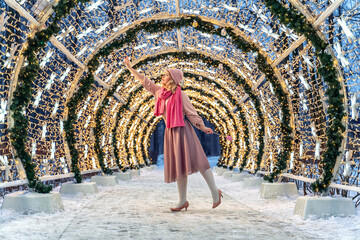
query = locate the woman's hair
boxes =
[162,75,178,94]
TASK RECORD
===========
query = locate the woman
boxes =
[124,57,222,211]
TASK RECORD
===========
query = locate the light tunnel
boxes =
[0,0,359,206]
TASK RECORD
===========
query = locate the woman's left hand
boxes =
[203,127,213,134]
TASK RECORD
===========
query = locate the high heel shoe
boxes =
[170,201,189,212]
[212,189,223,209]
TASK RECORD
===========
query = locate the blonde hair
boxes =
[162,77,178,94]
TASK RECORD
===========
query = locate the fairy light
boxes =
[1,0,357,194]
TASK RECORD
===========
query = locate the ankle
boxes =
[177,200,187,207]
[212,190,219,203]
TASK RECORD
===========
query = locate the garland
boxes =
[64,72,96,182]
[264,0,345,192]
[53,0,93,183]
[258,53,293,182]
[9,0,90,192]
[99,73,130,172]
[116,106,155,168]
[93,95,113,174]
[112,110,126,171]
[94,75,153,170]
[95,72,144,172]
[238,111,251,171]
[102,75,154,170]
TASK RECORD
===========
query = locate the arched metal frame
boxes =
[1,0,359,197]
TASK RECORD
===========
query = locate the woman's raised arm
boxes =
[123,56,161,96]
[124,56,145,84]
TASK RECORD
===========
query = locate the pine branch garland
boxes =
[264,0,345,192]
[10,0,91,192]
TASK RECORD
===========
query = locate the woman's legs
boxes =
[176,176,188,207]
[200,168,219,203]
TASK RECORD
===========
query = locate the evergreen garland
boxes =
[64,73,95,182]
[93,95,113,175]
[9,0,91,192]
[94,72,128,172]
[112,110,126,171]
[238,111,251,172]
[264,0,345,192]
[258,53,293,182]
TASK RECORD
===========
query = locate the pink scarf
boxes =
[154,86,185,128]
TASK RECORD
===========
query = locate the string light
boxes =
[1,0,357,196]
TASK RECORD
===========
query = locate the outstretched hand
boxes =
[124,56,132,69]
[203,127,214,134]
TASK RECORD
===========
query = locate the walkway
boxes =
[0,168,359,239]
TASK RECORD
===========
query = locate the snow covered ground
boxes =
[0,158,359,240]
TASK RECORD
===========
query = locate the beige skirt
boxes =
[163,119,210,183]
